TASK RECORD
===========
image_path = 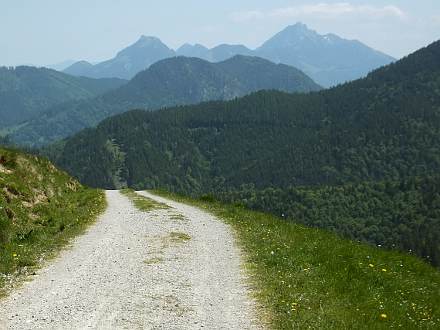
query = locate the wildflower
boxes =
[369,264,374,268]
[12,253,17,257]
[380,313,387,319]
[270,251,275,255]
[382,268,387,272]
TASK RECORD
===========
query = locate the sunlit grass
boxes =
[153,190,440,329]
[121,189,169,211]
[0,147,106,296]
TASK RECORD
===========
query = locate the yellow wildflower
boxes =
[380,313,387,319]
[369,264,374,268]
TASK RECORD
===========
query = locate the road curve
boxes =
[0,190,261,329]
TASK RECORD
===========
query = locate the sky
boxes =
[1,0,439,67]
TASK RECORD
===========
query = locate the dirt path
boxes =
[0,190,261,329]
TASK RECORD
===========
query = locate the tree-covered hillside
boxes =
[53,41,440,191]
[0,66,126,129]
[9,56,320,146]
[49,40,440,265]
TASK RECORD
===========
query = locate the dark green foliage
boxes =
[50,40,440,266]
[0,66,126,129]
[10,56,321,147]
[216,177,440,266]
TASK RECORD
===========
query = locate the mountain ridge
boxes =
[9,55,321,146]
[64,23,395,87]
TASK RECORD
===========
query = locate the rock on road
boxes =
[0,190,261,329]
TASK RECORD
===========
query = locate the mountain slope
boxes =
[54,41,440,190]
[50,40,440,265]
[10,56,321,146]
[256,23,395,86]
[65,23,394,86]
[0,147,105,294]
[0,66,126,129]
[64,36,175,80]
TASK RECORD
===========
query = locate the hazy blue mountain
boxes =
[177,44,253,62]
[11,55,321,146]
[0,66,126,129]
[176,44,211,61]
[256,23,395,87]
[64,36,176,79]
[209,44,253,62]
[63,60,94,76]
[46,59,77,71]
[64,24,394,86]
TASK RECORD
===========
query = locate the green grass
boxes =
[121,189,169,211]
[143,257,164,265]
[0,147,106,296]
[153,190,440,329]
[169,232,191,243]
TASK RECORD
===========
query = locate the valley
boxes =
[1,7,439,329]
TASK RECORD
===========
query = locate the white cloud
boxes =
[230,2,406,22]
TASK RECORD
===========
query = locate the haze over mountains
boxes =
[0,66,126,130]
[8,55,320,146]
[64,23,395,87]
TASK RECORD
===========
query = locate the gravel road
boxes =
[0,190,261,329]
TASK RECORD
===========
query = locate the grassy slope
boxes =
[153,190,440,329]
[0,147,105,295]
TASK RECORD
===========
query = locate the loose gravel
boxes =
[0,190,261,329]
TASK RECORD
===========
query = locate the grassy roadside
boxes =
[153,190,440,329]
[0,147,106,296]
[121,189,169,211]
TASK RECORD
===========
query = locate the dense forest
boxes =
[8,56,320,147]
[216,176,440,266]
[48,41,440,266]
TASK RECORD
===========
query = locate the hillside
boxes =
[9,56,321,146]
[0,66,126,129]
[0,147,105,294]
[65,23,394,87]
[50,40,440,265]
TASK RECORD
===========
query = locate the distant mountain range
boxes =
[63,23,395,87]
[0,66,126,130]
[8,55,320,146]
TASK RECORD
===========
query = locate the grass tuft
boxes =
[121,189,169,211]
[169,232,191,243]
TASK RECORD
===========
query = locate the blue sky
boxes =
[1,0,439,66]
